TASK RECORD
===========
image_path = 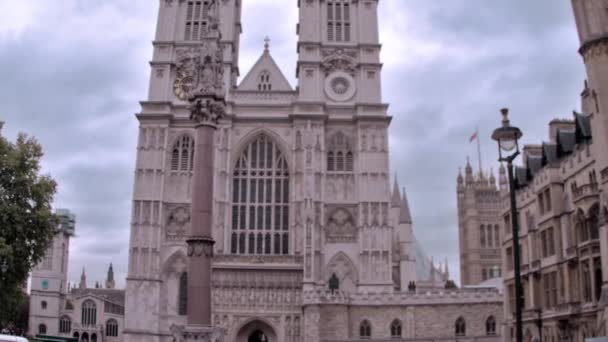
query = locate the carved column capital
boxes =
[188,96,226,129]
[186,236,216,257]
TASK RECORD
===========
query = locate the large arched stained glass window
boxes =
[81,300,97,326]
[231,135,289,255]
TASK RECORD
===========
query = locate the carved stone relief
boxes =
[325,208,357,243]
[166,206,191,241]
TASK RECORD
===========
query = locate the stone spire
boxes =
[465,157,474,185]
[457,167,464,186]
[391,175,401,208]
[399,188,412,224]
[105,263,115,289]
[79,268,87,290]
[489,168,496,188]
[444,258,449,279]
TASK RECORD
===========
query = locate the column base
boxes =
[170,324,226,342]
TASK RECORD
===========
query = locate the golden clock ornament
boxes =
[173,71,194,101]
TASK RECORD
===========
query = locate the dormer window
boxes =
[185,1,210,41]
[327,0,351,42]
[258,71,272,91]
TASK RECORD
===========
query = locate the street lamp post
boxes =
[491,108,524,342]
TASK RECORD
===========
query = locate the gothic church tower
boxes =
[29,209,75,337]
[456,161,504,286]
[124,1,417,341]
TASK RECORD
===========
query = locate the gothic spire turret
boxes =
[400,188,413,224]
[391,175,401,208]
[106,263,115,289]
[79,268,87,290]
[465,157,474,185]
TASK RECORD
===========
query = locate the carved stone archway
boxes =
[236,320,277,342]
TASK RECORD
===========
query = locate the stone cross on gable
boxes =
[264,36,270,51]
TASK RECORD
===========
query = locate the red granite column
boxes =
[187,121,216,326]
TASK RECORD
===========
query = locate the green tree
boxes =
[0,132,57,329]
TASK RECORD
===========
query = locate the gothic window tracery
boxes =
[231,135,289,255]
[106,319,119,337]
[327,0,351,42]
[81,300,97,326]
[59,316,71,334]
[359,320,371,339]
[455,317,466,336]
[327,132,354,172]
[485,316,496,336]
[184,1,211,40]
[171,135,195,172]
[390,320,402,338]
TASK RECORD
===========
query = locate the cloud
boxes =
[0,0,586,287]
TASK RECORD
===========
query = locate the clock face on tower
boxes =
[173,70,194,101]
[41,279,49,290]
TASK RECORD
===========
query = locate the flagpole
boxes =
[476,126,483,176]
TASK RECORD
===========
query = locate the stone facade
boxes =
[494,1,608,341]
[457,162,506,286]
[123,1,503,342]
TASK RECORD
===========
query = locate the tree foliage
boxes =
[0,132,57,324]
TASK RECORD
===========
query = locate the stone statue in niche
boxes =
[325,208,357,243]
[166,206,190,241]
[325,252,357,293]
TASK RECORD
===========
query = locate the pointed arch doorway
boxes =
[236,320,277,342]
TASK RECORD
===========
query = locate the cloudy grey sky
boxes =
[0,1,585,287]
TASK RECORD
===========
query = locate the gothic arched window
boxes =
[390,319,402,338]
[39,324,47,335]
[359,320,371,339]
[41,300,47,310]
[171,135,195,172]
[486,316,496,336]
[455,317,466,336]
[184,1,211,41]
[327,132,354,172]
[59,316,72,334]
[327,0,351,42]
[179,272,188,316]
[231,135,290,255]
[81,300,97,326]
[588,204,600,240]
[106,319,119,337]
